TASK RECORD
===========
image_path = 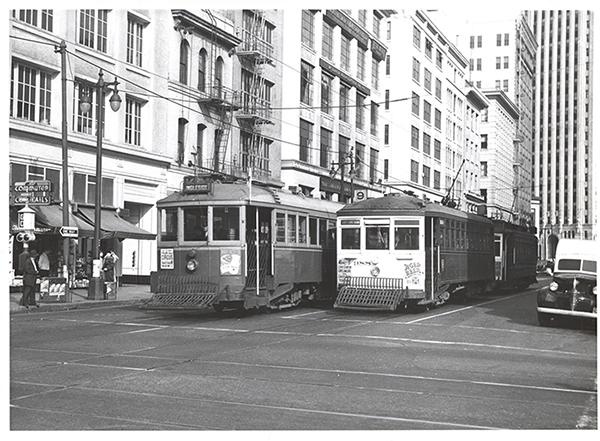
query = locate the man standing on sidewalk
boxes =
[21,249,40,309]
[38,249,50,277]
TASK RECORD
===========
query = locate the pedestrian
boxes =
[18,247,30,276]
[38,249,50,277]
[102,251,115,283]
[21,249,40,309]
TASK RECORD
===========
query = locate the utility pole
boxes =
[56,40,71,302]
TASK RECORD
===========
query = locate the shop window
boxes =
[10,163,60,202]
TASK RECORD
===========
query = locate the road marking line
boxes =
[404,292,531,324]
[282,310,328,319]
[126,327,165,334]
[62,361,149,371]
[201,360,597,395]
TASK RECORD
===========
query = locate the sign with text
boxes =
[11,180,53,205]
[160,248,174,270]
[182,176,212,194]
[60,226,79,238]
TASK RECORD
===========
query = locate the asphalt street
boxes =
[10,278,597,430]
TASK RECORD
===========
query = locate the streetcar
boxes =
[145,174,342,311]
[334,192,537,311]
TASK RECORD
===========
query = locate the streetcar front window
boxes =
[275,213,285,242]
[160,208,178,242]
[183,207,208,241]
[341,228,361,249]
[213,206,240,240]
[366,226,390,250]
[394,227,419,250]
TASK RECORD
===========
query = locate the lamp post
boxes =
[80,69,121,300]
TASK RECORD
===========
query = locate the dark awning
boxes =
[9,204,95,237]
[76,207,155,240]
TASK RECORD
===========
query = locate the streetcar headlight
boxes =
[186,259,198,272]
[549,281,558,292]
[593,286,597,295]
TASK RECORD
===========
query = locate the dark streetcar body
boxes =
[492,220,538,290]
[146,177,341,311]
[334,193,537,311]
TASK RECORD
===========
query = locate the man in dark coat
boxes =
[21,249,40,308]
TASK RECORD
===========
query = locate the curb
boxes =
[10,298,150,314]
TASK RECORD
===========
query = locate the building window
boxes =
[434,170,441,189]
[369,148,379,182]
[177,118,187,165]
[13,9,54,31]
[481,161,488,177]
[320,73,332,114]
[10,163,60,202]
[496,57,501,69]
[503,56,509,69]
[412,92,420,115]
[496,33,502,46]
[339,135,349,169]
[423,100,432,124]
[371,58,379,90]
[436,50,443,69]
[503,79,509,91]
[356,92,365,130]
[424,68,432,92]
[384,89,390,110]
[339,83,350,122]
[357,45,366,81]
[179,40,189,84]
[72,81,98,134]
[300,119,312,163]
[320,127,332,168]
[434,139,441,160]
[72,173,114,207]
[79,10,108,53]
[370,102,378,136]
[10,62,53,125]
[354,142,365,179]
[384,124,389,145]
[481,134,488,149]
[434,108,441,130]
[477,35,482,47]
[423,133,431,155]
[386,20,391,40]
[125,96,142,146]
[495,80,501,90]
[476,58,481,70]
[412,57,420,83]
[126,17,144,67]
[435,78,442,100]
[341,34,351,71]
[372,13,380,37]
[195,124,205,167]
[385,55,391,75]
[241,131,270,173]
[301,10,315,48]
[425,39,432,59]
[322,21,333,60]
[411,160,419,183]
[411,126,419,149]
[423,165,431,187]
[413,26,421,48]
[504,33,509,45]
[470,36,475,48]
[300,60,313,105]
[384,159,389,180]
[198,49,207,92]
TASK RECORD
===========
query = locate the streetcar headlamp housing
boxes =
[186,259,198,272]
[549,281,558,292]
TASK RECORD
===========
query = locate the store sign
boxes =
[160,248,174,270]
[11,180,53,205]
[60,226,79,238]
[182,176,212,194]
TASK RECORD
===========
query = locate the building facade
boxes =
[279,9,393,202]
[531,10,594,259]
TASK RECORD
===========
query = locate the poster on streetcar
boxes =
[160,248,174,270]
[220,249,241,275]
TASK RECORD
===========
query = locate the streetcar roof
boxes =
[158,182,343,215]
[337,193,493,224]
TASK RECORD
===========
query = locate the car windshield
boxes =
[557,258,597,273]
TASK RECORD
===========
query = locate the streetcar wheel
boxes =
[537,311,554,327]
[212,304,225,313]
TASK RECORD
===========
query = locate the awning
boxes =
[76,207,156,240]
[9,204,95,237]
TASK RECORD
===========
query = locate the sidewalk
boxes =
[9,284,154,314]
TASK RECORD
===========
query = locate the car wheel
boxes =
[537,311,554,326]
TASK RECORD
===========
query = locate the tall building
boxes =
[531,10,594,259]
[382,10,483,206]
[454,12,536,226]
[279,9,394,201]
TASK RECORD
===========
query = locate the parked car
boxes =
[537,239,597,326]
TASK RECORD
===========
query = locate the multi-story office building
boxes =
[479,90,520,220]
[8,9,284,283]
[456,12,536,226]
[279,9,393,201]
[531,10,594,258]
[463,86,489,213]
[382,10,481,206]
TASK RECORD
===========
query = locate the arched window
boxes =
[177,117,188,164]
[179,40,190,84]
[214,56,224,97]
[198,49,207,92]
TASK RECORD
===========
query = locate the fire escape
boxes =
[235,10,274,181]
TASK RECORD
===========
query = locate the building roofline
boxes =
[482,89,520,120]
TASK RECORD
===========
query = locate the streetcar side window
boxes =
[309,217,318,245]
[160,208,178,242]
[319,219,327,246]
[275,212,285,242]
[287,214,297,243]
[183,207,208,241]
[327,220,336,247]
[213,206,240,240]
[298,215,307,244]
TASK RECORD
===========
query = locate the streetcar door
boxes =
[424,217,438,302]
[494,233,504,280]
[246,206,272,288]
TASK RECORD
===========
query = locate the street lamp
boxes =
[80,69,121,300]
